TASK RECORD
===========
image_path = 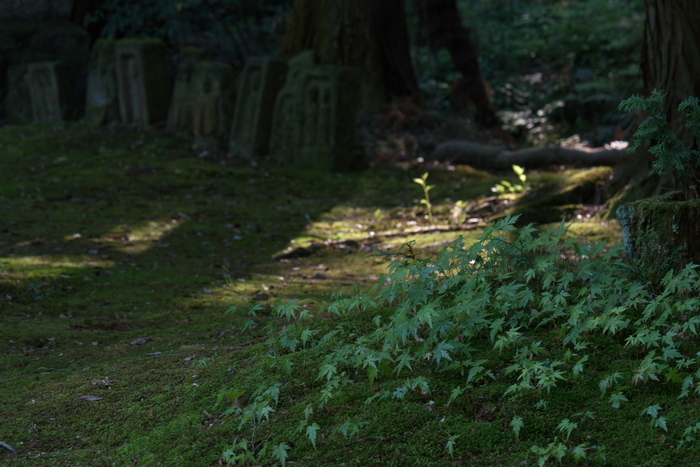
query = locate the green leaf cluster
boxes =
[492,164,528,194]
[619,90,700,197]
[413,172,435,223]
[219,215,700,465]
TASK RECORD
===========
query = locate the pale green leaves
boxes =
[306,423,320,450]
[642,405,668,432]
[272,443,291,466]
[492,165,528,194]
[413,172,434,223]
[445,433,460,457]
[510,416,524,441]
[609,391,629,409]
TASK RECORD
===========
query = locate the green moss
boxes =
[618,194,700,281]
[0,123,626,465]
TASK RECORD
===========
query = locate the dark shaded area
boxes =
[415,0,499,127]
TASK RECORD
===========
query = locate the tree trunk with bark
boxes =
[278,0,419,111]
[414,0,499,128]
[642,0,700,146]
[610,0,700,198]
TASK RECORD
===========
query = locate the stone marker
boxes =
[6,64,31,123]
[270,51,360,171]
[26,61,69,123]
[268,51,314,165]
[192,60,236,153]
[229,56,287,158]
[1,21,89,122]
[85,39,120,127]
[115,38,170,126]
[167,47,205,133]
[298,66,360,171]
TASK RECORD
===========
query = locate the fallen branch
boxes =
[431,140,625,170]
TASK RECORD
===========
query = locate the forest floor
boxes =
[1,121,675,466]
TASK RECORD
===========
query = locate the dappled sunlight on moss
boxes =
[103,218,185,255]
[0,256,117,284]
[0,122,631,465]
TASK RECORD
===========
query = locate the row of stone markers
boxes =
[80,38,360,171]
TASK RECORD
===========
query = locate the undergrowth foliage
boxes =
[220,216,700,465]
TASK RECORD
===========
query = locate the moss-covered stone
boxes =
[25,61,72,123]
[617,192,700,273]
[229,56,288,158]
[0,20,89,121]
[512,166,613,223]
[191,60,236,153]
[115,38,170,127]
[270,50,361,171]
[85,39,120,127]
[167,47,205,134]
[268,50,315,165]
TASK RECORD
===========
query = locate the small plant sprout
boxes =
[609,391,629,409]
[642,405,668,432]
[221,438,255,465]
[492,164,528,194]
[306,422,320,449]
[530,442,567,466]
[272,442,290,466]
[451,199,469,225]
[445,433,460,457]
[534,399,548,410]
[514,164,527,185]
[413,172,435,223]
[510,415,524,441]
[619,90,700,199]
[556,418,578,440]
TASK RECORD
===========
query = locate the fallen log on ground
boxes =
[430,140,625,170]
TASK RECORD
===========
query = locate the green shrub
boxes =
[219,216,700,465]
[619,90,700,198]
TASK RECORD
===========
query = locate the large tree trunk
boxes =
[642,0,700,146]
[278,0,419,111]
[415,0,499,128]
[608,0,700,201]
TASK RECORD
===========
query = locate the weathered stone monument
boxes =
[268,51,313,165]
[85,39,120,127]
[229,56,288,158]
[167,47,205,133]
[1,21,89,123]
[25,61,70,123]
[115,39,170,127]
[298,66,360,170]
[192,60,236,153]
[270,51,360,171]
[6,64,32,123]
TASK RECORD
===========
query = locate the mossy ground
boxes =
[0,123,632,465]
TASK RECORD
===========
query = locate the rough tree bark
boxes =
[414,0,499,128]
[278,0,420,111]
[610,0,700,198]
[642,0,700,145]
